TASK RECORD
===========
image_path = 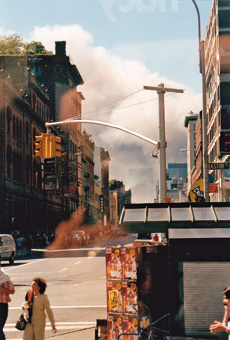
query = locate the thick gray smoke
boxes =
[29,24,202,201]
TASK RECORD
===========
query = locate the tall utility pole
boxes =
[144,83,184,203]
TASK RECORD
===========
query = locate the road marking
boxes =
[59,268,68,272]
[5,258,46,271]
[74,261,81,265]
[5,322,96,326]
[9,305,106,310]
[33,247,105,252]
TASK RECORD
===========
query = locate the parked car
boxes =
[0,234,16,264]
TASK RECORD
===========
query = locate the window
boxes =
[33,127,37,155]
[33,160,37,187]
[19,119,22,140]
[7,145,12,178]
[220,82,230,106]
[16,117,19,139]
[219,9,230,29]
[13,115,15,137]
[26,155,30,185]
[7,106,12,135]
[26,121,29,145]
[32,94,36,110]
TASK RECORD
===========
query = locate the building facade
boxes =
[165,163,187,202]
[184,112,198,194]
[82,129,95,219]
[109,180,132,224]
[0,41,85,235]
[0,67,57,234]
[205,0,230,201]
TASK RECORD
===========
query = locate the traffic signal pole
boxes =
[144,84,184,203]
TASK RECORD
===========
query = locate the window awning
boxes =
[119,202,230,235]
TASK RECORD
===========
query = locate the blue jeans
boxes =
[0,303,8,340]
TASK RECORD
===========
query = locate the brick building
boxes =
[0,41,84,235]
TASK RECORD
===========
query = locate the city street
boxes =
[2,234,136,340]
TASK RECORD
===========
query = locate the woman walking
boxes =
[23,277,56,340]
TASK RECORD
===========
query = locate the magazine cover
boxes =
[106,246,122,279]
[123,315,139,340]
[121,247,137,280]
[107,314,123,340]
[122,281,138,314]
[107,280,123,314]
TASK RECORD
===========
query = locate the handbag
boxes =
[26,289,33,323]
[15,314,27,330]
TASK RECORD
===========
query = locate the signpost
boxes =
[44,158,56,190]
[209,163,230,170]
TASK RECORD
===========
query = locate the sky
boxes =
[0,0,213,202]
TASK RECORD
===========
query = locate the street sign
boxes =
[100,195,104,213]
[209,183,218,193]
[209,163,230,170]
[44,158,56,190]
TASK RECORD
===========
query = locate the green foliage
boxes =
[0,34,46,55]
[24,41,46,55]
[0,34,25,55]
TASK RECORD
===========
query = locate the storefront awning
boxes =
[119,202,230,235]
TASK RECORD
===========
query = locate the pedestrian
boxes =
[25,235,33,256]
[23,277,57,340]
[153,234,159,242]
[16,235,23,256]
[0,260,15,340]
[209,286,230,336]
[86,233,90,246]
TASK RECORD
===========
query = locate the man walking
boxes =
[0,260,15,340]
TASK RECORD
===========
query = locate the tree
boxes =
[0,34,46,55]
[0,34,25,55]
[24,41,46,55]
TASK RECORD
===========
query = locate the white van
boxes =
[0,234,16,264]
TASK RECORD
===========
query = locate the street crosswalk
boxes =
[5,321,96,331]
[5,321,97,340]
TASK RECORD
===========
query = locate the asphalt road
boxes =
[3,234,137,340]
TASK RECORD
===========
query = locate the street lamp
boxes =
[191,0,209,202]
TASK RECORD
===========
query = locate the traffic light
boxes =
[50,134,62,158]
[35,135,45,157]
[35,133,62,158]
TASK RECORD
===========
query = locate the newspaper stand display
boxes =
[105,246,139,340]
[95,244,169,340]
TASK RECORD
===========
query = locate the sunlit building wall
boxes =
[205,0,230,201]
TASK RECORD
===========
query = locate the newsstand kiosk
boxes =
[95,202,230,340]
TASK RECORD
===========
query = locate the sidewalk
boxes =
[15,246,44,259]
